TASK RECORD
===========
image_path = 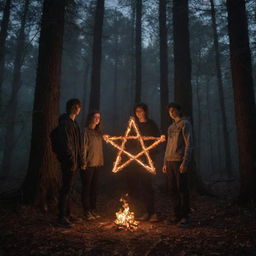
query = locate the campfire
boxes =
[115,194,139,231]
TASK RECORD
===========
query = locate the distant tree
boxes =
[209,0,232,177]
[159,0,169,132]
[0,0,12,109]
[173,0,192,118]
[23,0,66,208]
[88,0,105,111]
[135,0,142,103]
[1,0,29,178]
[226,0,256,202]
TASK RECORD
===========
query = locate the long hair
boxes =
[133,102,149,122]
[86,111,103,133]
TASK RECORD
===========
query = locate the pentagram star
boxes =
[104,117,165,174]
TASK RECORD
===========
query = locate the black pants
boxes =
[166,161,190,219]
[58,166,77,218]
[80,167,100,214]
[125,163,155,215]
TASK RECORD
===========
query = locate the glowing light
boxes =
[115,194,138,231]
[104,117,165,174]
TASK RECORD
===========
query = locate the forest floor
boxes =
[0,184,256,256]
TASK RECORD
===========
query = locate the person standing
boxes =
[56,99,83,228]
[163,103,193,227]
[80,111,104,220]
[127,103,160,222]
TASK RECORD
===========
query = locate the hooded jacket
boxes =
[164,118,193,168]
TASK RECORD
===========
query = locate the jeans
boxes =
[58,166,77,218]
[125,163,155,215]
[80,167,100,214]
[166,161,190,218]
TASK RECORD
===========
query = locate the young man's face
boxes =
[73,105,81,116]
[135,107,146,120]
[168,107,181,120]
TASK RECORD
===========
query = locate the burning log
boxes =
[114,194,139,231]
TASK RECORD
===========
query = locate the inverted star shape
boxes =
[103,117,165,174]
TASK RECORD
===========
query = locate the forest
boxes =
[0,0,256,255]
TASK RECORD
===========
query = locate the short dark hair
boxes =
[66,98,82,114]
[167,102,182,112]
[133,102,149,119]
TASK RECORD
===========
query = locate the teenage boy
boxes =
[163,103,193,227]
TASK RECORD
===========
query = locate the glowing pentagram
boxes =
[103,117,165,174]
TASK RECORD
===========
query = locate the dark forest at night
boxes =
[0,0,256,255]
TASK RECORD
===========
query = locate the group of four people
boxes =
[54,99,193,228]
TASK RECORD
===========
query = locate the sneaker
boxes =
[84,211,96,221]
[91,210,101,219]
[178,217,189,227]
[56,217,73,228]
[149,213,159,222]
[137,213,150,221]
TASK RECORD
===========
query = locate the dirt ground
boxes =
[0,187,256,256]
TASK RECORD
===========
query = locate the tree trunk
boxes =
[226,0,256,202]
[173,0,192,118]
[130,0,135,111]
[113,14,119,131]
[135,0,142,103]
[0,0,12,110]
[159,0,169,133]
[81,60,90,127]
[194,50,202,175]
[1,0,29,179]
[206,77,215,176]
[88,0,104,112]
[22,0,66,208]
[210,0,232,177]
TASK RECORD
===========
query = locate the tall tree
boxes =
[1,0,29,178]
[226,0,256,201]
[159,0,169,132]
[88,0,105,112]
[0,0,12,109]
[173,0,192,118]
[23,0,66,208]
[135,0,142,103]
[209,0,232,176]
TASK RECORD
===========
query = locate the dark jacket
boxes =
[127,118,160,157]
[57,114,82,171]
[81,127,104,168]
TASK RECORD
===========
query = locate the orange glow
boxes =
[115,194,138,231]
[103,117,165,174]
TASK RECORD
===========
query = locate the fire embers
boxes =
[115,194,139,231]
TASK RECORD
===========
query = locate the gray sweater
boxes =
[164,118,193,167]
[82,127,104,168]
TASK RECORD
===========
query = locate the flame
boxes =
[115,194,139,231]
[103,117,165,174]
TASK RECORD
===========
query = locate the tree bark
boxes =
[0,0,12,110]
[1,0,29,178]
[173,0,192,118]
[226,0,256,201]
[210,0,232,177]
[88,0,104,112]
[135,0,142,103]
[159,0,169,133]
[22,0,66,208]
